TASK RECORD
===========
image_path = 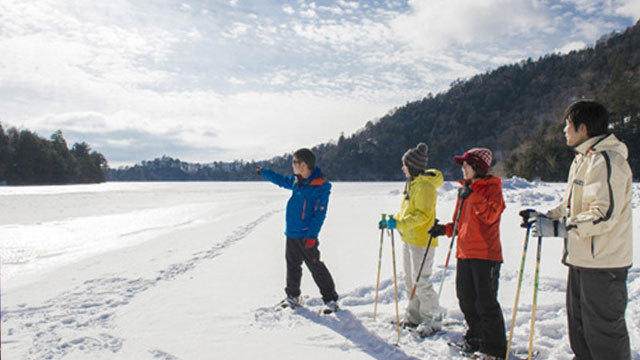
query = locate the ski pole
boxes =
[506,210,534,360]
[437,194,467,301]
[389,215,401,344]
[373,214,386,321]
[409,219,438,301]
[528,236,542,360]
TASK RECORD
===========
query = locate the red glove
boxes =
[256,166,263,175]
[304,239,316,248]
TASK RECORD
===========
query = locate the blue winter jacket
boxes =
[261,167,331,239]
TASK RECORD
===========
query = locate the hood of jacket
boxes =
[575,133,628,159]
[411,169,444,189]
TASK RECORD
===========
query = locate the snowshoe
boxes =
[320,300,339,314]
[390,319,418,329]
[507,349,540,360]
[448,339,479,355]
[277,296,301,309]
[468,351,504,360]
[411,322,441,338]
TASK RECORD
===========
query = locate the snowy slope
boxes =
[1,180,639,359]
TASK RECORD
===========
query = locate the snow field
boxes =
[1,180,639,359]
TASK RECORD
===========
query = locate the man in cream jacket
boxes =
[533,100,633,360]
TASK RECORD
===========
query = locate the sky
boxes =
[0,0,638,167]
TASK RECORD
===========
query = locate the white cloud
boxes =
[282,5,295,15]
[561,0,640,20]
[223,22,251,38]
[337,0,360,10]
[0,0,636,166]
[390,0,552,51]
[615,0,640,19]
[554,40,587,54]
[299,9,318,18]
[227,76,245,85]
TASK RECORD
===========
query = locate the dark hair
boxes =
[293,148,316,170]
[469,161,488,179]
[563,100,609,137]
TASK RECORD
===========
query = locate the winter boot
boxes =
[399,319,419,329]
[278,296,301,309]
[321,300,339,314]
[471,351,504,360]
[415,322,441,338]
[449,336,480,355]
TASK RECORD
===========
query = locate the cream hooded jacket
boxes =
[547,134,633,269]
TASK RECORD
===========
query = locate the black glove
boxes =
[519,209,538,228]
[428,224,446,237]
[256,166,263,175]
[458,184,472,199]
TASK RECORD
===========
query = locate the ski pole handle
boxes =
[519,209,537,229]
[378,213,387,229]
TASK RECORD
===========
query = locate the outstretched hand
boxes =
[256,166,263,175]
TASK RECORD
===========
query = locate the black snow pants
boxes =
[285,237,338,303]
[567,266,630,360]
[456,258,507,358]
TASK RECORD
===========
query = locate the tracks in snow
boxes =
[1,210,278,359]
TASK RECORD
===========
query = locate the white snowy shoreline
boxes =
[1,181,639,359]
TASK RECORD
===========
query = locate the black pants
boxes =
[456,258,506,357]
[567,266,630,360]
[285,237,338,303]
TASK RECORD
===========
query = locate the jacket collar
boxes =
[573,134,609,155]
[457,175,501,189]
[296,167,324,186]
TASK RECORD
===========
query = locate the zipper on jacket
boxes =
[591,236,595,258]
[314,199,320,211]
[301,200,306,220]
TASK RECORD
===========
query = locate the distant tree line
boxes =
[110,20,640,182]
[107,155,291,182]
[0,123,107,185]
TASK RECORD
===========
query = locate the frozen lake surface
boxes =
[1,181,639,359]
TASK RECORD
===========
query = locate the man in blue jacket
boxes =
[258,148,339,314]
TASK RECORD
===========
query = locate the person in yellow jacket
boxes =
[386,142,444,337]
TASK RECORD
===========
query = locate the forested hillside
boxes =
[110,20,640,182]
[0,124,107,185]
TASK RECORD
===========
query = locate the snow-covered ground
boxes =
[1,180,639,359]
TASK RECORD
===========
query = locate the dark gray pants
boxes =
[285,237,338,303]
[456,258,506,358]
[567,266,630,360]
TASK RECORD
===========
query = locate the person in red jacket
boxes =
[429,148,507,360]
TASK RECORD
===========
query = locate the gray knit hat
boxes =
[402,143,429,171]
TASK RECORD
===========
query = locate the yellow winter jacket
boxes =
[395,169,443,247]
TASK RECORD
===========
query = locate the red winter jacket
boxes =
[445,176,505,262]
